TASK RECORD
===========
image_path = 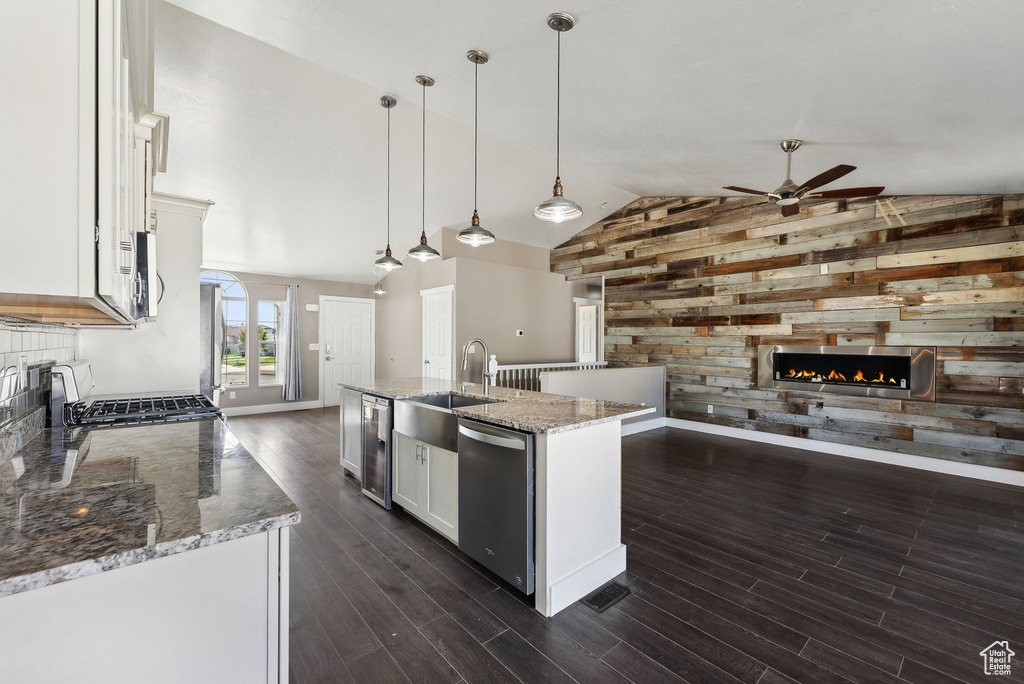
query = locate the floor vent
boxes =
[581,581,632,613]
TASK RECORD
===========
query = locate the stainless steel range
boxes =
[50,360,222,428]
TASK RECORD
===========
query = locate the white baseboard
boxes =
[621,416,667,436]
[221,400,325,417]
[545,544,627,618]
[664,418,1024,488]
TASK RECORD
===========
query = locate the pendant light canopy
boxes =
[408,75,441,262]
[456,49,496,247]
[534,12,582,224]
[374,95,403,272]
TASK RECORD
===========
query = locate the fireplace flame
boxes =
[785,367,900,386]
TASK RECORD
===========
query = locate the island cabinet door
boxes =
[339,388,362,476]
[392,431,422,515]
[423,443,458,543]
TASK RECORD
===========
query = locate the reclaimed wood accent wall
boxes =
[551,195,1024,470]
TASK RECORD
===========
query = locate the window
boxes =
[200,271,248,387]
[258,300,287,387]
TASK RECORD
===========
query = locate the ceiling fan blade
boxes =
[810,186,885,199]
[723,186,770,196]
[798,164,856,193]
[781,203,800,217]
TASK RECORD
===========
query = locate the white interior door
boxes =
[577,304,598,363]
[322,297,374,406]
[421,286,453,380]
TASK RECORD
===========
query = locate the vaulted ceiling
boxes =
[155,0,1024,282]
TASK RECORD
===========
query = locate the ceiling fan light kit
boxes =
[374,94,404,272]
[408,74,441,262]
[456,49,496,247]
[534,12,583,224]
[723,139,884,217]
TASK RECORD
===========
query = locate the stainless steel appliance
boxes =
[50,360,222,429]
[457,418,534,595]
[199,282,224,403]
[361,394,393,509]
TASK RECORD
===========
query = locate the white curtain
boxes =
[282,283,302,401]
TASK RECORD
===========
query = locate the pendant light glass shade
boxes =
[375,95,403,271]
[374,245,402,271]
[408,236,440,261]
[456,50,495,247]
[535,13,582,224]
[456,210,495,246]
[408,75,441,262]
[534,177,583,223]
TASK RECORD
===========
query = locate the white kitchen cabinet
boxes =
[392,431,423,517]
[339,387,363,477]
[392,431,458,542]
[0,0,159,325]
[423,441,458,541]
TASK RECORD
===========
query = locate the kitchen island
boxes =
[338,377,654,617]
[0,418,299,684]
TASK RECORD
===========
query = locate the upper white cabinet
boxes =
[0,0,162,324]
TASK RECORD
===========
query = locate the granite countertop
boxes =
[0,418,299,598]
[338,377,655,434]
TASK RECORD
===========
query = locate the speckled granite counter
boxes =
[0,418,299,598]
[338,377,655,434]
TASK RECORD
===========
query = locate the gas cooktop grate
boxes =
[71,394,220,426]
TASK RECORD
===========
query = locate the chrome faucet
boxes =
[460,338,494,395]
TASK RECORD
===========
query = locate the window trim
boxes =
[257,299,287,388]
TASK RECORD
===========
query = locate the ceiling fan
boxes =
[723,140,884,217]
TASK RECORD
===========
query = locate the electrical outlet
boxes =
[466,344,476,354]
[820,263,829,274]
[515,330,525,337]
[707,404,714,414]
[229,391,236,399]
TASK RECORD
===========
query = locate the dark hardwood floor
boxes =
[227,408,1024,684]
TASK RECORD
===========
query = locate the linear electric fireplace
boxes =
[758,345,936,401]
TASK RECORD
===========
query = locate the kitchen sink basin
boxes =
[395,393,500,452]
[411,392,495,410]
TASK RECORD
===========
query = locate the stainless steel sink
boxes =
[411,393,494,410]
[394,393,499,452]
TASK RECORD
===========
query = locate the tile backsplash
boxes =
[0,321,78,369]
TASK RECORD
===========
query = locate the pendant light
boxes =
[374,95,403,271]
[408,75,441,262]
[456,50,496,247]
[373,280,386,295]
[534,12,582,224]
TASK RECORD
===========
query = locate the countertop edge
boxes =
[338,381,656,434]
[0,509,301,599]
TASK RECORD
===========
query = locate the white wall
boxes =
[79,194,209,395]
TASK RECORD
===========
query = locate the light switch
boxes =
[820,263,829,275]
[305,304,320,312]
[309,343,320,351]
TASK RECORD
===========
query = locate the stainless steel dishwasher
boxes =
[361,394,393,509]
[457,418,535,595]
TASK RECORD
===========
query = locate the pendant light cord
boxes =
[422,82,426,234]
[474,61,479,211]
[386,105,391,246]
[556,30,560,178]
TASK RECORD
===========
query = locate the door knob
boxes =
[326,356,334,361]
